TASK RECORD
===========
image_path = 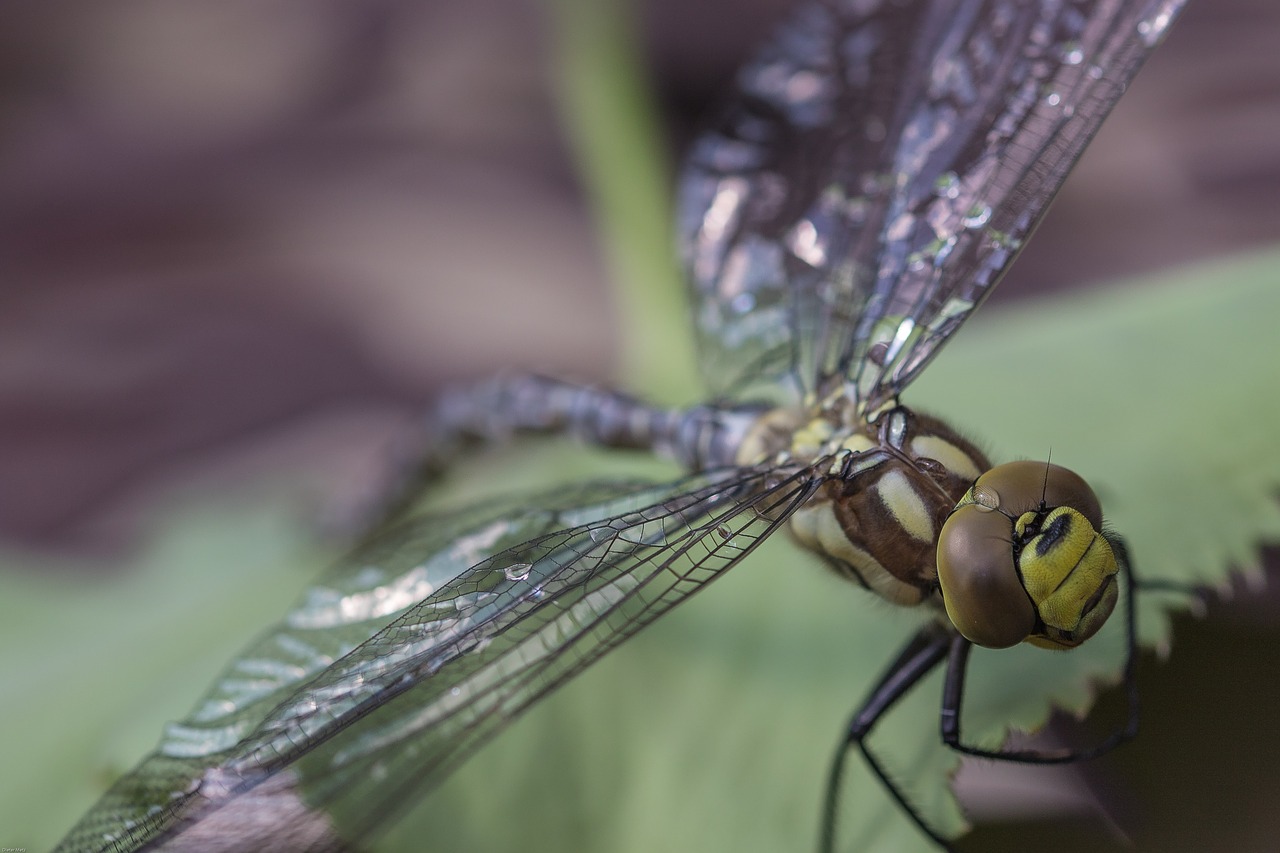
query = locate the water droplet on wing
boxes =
[503,563,532,582]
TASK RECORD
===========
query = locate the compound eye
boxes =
[977,460,1103,530]
[937,502,1034,649]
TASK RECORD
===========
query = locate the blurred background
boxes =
[2,1,1278,851]
[1,0,1276,558]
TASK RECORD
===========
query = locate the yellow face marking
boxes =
[1017,507,1119,636]
[910,434,982,482]
[877,469,934,543]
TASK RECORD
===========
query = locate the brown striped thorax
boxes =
[736,401,1121,651]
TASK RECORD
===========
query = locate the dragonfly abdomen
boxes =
[430,374,765,470]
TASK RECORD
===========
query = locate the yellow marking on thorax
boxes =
[788,501,925,606]
[734,407,807,466]
[838,432,877,455]
[910,434,983,482]
[790,417,834,458]
[877,469,935,543]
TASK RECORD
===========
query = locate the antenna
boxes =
[1040,450,1054,507]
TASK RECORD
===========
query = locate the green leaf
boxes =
[20,251,1277,853]
[1,501,332,853]
[383,251,1280,853]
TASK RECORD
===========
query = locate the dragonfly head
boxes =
[935,461,1120,650]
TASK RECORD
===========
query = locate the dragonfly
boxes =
[56,1,1188,851]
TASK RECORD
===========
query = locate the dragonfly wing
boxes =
[57,463,827,852]
[677,0,1185,409]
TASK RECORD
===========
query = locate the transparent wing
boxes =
[677,0,1184,408]
[57,462,828,853]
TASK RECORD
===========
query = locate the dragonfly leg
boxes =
[820,623,955,853]
[941,538,1144,763]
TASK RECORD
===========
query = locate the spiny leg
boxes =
[941,541,1139,762]
[820,623,954,853]
[820,546,1204,851]
[940,538,1205,764]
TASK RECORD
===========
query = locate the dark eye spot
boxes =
[1035,512,1072,557]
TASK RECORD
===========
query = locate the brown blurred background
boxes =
[0,0,1275,559]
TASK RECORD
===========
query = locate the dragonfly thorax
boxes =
[780,406,989,608]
